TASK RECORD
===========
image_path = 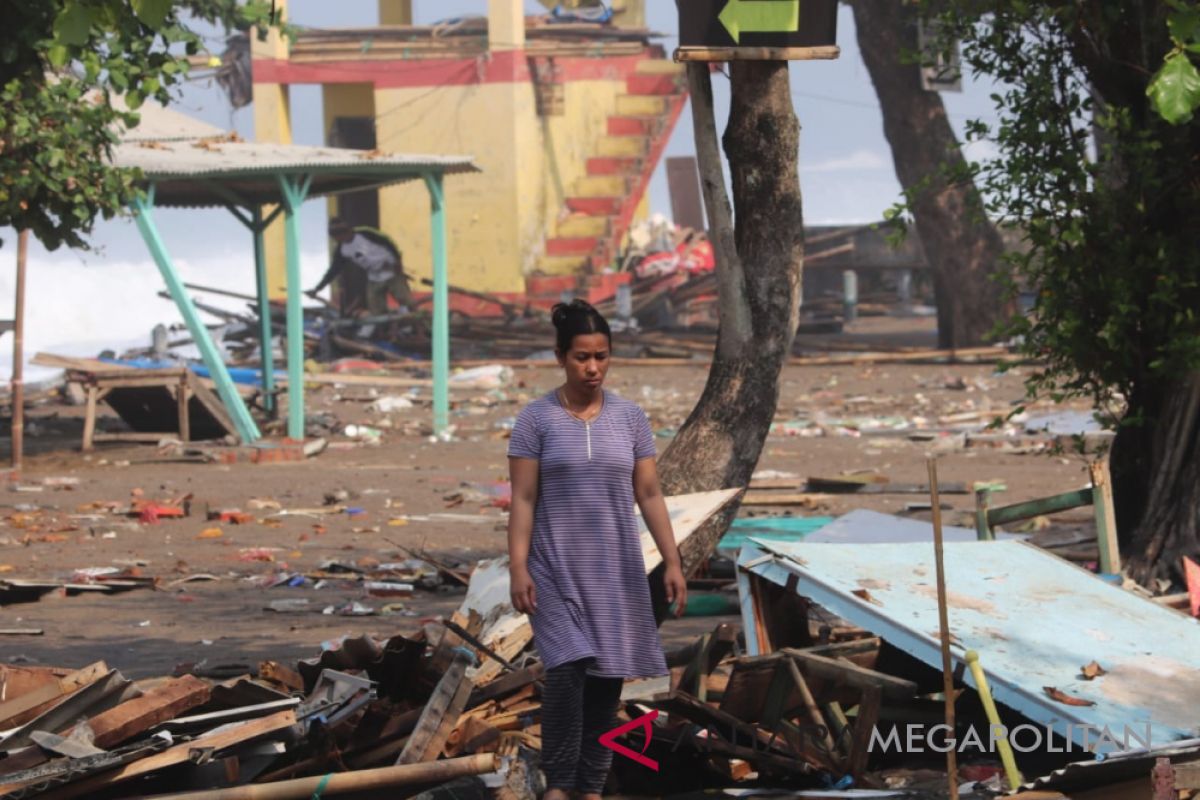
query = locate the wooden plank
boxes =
[82,674,211,749]
[189,377,237,437]
[1089,460,1122,574]
[467,663,543,708]
[848,686,881,779]
[38,709,297,800]
[0,661,108,729]
[1174,761,1200,789]
[93,432,182,443]
[782,649,918,700]
[784,658,837,756]
[742,492,831,507]
[674,45,841,62]
[258,660,305,693]
[398,651,475,764]
[82,385,98,451]
[177,383,191,443]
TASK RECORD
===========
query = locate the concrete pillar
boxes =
[251,0,292,299]
[379,0,413,25]
[488,0,525,51]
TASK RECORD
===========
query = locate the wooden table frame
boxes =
[70,367,228,451]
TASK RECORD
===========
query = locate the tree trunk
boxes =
[1118,373,1200,586]
[846,0,1007,348]
[656,60,804,585]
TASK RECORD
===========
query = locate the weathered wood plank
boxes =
[82,674,211,749]
[0,661,108,729]
[38,709,297,800]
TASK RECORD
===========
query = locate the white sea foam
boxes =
[0,249,327,385]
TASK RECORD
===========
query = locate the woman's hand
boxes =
[510,564,537,615]
[664,563,687,617]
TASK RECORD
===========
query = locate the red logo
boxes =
[598,709,659,771]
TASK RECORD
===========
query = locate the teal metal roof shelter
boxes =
[112,107,478,443]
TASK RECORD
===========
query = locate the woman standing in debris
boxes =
[507,299,687,800]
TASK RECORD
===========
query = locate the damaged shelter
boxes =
[103,104,477,444]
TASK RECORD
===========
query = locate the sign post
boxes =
[675,0,840,61]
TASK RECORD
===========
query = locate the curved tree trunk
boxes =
[1119,373,1200,585]
[656,60,804,589]
[846,0,1007,348]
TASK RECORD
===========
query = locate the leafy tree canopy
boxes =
[0,1,275,250]
[927,1,1200,425]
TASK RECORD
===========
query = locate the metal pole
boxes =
[252,209,276,414]
[11,230,28,472]
[927,456,959,799]
[424,172,449,437]
[277,176,307,440]
[132,191,261,444]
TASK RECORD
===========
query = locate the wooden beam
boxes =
[38,709,298,800]
[674,46,841,62]
[782,649,918,700]
[848,685,882,779]
[81,675,211,749]
[398,650,475,764]
[0,661,108,729]
[1089,460,1122,574]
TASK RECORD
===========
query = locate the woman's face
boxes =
[558,332,610,392]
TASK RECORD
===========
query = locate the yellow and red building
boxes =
[251,0,686,312]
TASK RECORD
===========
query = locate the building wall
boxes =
[366,57,635,294]
[321,83,376,226]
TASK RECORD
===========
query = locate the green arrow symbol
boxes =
[718,0,801,45]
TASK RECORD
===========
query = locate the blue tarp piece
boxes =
[550,4,613,23]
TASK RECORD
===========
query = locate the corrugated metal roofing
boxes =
[737,538,1200,751]
[113,138,479,207]
[110,103,479,207]
[117,102,227,142]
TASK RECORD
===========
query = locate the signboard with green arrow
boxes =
[677,0,837,55]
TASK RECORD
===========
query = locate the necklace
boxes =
[557,387,602,422]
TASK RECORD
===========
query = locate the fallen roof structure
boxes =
[111,104,478,442]
[736,537,1200,750]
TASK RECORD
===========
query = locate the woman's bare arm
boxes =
[633,457,687,616]
[508,457,539,614]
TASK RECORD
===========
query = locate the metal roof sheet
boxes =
[737,538,1200,750]
[113,138,479,207]
[117,102,227,142]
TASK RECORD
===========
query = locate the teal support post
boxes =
[277,175,311,440]
[424,172,450,436]
[131,189,261,443]
[252,208,276,414]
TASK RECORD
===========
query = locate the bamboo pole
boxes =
[143,753,498,800]
[927,456,959,799]
[11,230,28,473]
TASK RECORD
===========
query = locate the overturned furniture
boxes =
[35,354,236,450]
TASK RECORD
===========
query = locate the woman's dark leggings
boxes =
[540,658,624,794]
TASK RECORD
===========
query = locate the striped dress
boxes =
[508,389,669,679]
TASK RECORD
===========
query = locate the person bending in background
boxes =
[308,217,413,319]
[506,299,687,800]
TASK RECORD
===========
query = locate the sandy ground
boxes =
[0,318,1100,678]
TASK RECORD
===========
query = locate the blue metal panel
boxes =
[737,538,1200,750]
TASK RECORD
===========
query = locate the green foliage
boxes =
[1149,1,1200,124]
[928,2,1200,426]
[0,1,276,250]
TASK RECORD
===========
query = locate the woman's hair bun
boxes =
[550,299,597,331]
[550,299,611,352]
